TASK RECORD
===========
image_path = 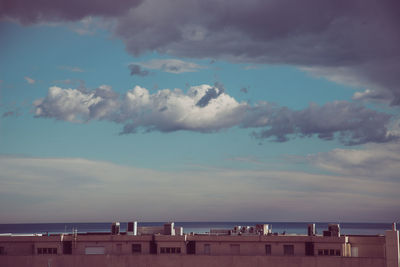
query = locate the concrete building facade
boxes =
[0,222,398,267]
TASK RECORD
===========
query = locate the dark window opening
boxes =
[318,249,323,255]
[187,241,196,255]
[305,242,314,256]
[283,245,294,256]
[38,248,57,255]
[330,249,335,256]
[160,247,181,254]
[265,244,271,255]
[63,241,72,254]
[132,244,141,254]
[323,249,329,255]
[0,247,5,255]
[204,244,211,254]
[150,241,157,254]
[336,250,341,256]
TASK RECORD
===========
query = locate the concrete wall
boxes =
[0,254,386,267]
[189,234,347,257]
[0,233,393,267]
[385,230,400,267]
[347,235,386,258]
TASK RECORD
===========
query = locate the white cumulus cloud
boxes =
[34,85,119,122]
[33,84,397,145]
[120,84,246,133]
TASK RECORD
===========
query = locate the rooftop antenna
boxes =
[73,227,78,249]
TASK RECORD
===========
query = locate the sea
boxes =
[0,222,394,236]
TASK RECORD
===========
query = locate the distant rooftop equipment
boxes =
[323,230,331,237]
[328,224,340,237]
[229,224,270,235]
[175,226,183,236]
[127,221,137,236]
[164,222,175,236]
[111,222,120,235]
[210,229,231,235]
[308,224,316,236]
[256,224,270,235]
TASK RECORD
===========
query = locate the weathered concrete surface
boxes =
[0,255,386,267]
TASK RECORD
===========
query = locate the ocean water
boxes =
[0,222,394,236]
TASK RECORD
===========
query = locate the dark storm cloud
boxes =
[244,101,397,146]
[128,64,150,77]
[3,0,399,103]
[0,0,143,24]
[112,0,400,104]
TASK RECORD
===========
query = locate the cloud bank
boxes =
[309,142,400,180]
[33,84,397,145]
[0,155,398,222]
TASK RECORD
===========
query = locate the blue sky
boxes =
[1,0,399,223]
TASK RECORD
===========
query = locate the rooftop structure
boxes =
[0,221,398,267]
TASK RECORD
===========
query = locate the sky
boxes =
[0,0,399,223]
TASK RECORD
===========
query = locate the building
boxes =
[0,222,399,267]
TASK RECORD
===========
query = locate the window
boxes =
[0,247,4,255]
[351,247,358,257]
[204,244,211,255]
[186,241,196,255]
[283,245,294,256]
[230,244,240,255]
[265,244,271,255]
[150,241,157,254]
[160,247,181,254]
[85,247,105,255]
[37,248,57,255]
[132,244,141,254]
[305,242,314,256]
[63,241,72,254]
[318,248,341,256]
